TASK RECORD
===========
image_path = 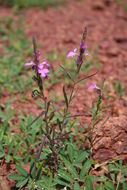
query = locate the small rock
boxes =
[92,1,105,10]
[104,0,112,6]
[99,55,109,63]
[114,35,127,43]
[106,47,119,56]
[93,148,115,162]
[113,141,124,154]
[94,137,111,150]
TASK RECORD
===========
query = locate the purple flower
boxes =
[81,45,87,51]
[67,48,78,58]
[84,50,89,57]
[89,84,101,95]
[89,84,98,90]
[38,61,50,78]
[67,46,88,63]
[24,58,50,79]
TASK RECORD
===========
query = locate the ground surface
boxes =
[0,0,127,189]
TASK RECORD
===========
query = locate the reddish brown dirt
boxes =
[0,0,127,188]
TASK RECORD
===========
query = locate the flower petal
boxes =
[89,84,97,90]
[39,70,47,78]
[24,61,34,67]
[74,48,78,53]
[67,52,77,57]
[38,63,44,69]
[43,68,49,73]
[82,45,87,50]
[89,84,101,95]
[85,50,89,56]
[67,48,78,58]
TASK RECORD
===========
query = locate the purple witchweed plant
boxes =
[67,29,89,73]
[88,83,103,154]
[24,28,97,177]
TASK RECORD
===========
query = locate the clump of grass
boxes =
[115,0,127,11]
[0,16,33,94]
[0,0,67,10]
[114,80,127,99]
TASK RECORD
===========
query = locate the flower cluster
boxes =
[38,61,50,79]
[67,46,88,64]
[24,51,50,79]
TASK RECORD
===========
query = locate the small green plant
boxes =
[114,80,126,99]
[0,16,33,94]
[108,160,127,189]
[0,0,67,10]
[55,141,93,189]
[115,0,127,11]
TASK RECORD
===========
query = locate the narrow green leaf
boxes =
[105,181,115,190]
[16,178,28,188]
[96,184,105,190]
[68,144,74,163]
[60,155,79,179]
[31,166,36,179]
[13,143,20,157]
[123,182,127,190]
[85,176,94,190]
[30,160,34,174]
[109,164,120,173]
[58,169,74,183]
[48,112,54,121]
[0,144,4,158]
[75,151,89,163]
[63,86,68,108]
[16,165,28,177]
[80,160,93,178]
[13,154,23,162]
[54,177,71,188]
[6,155,11,163]
[37,166,42,180]
[26,135,32,144]
[8,174,25,181]
[24,154,30,164]
[74,182,81,190]
[117,183,122,190]
[46,101,50,114]
[57,118,62,130]
[8,140,14,155]
[0,131,4,141]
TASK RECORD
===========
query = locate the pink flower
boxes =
[38,61,50,79]
[84,50,89,57]
[67,47,88,64]
[24,59,50,79]
[82,45,87,50]
[89,84,98,90]
[67,48,78,58]
[89,84,101,95]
